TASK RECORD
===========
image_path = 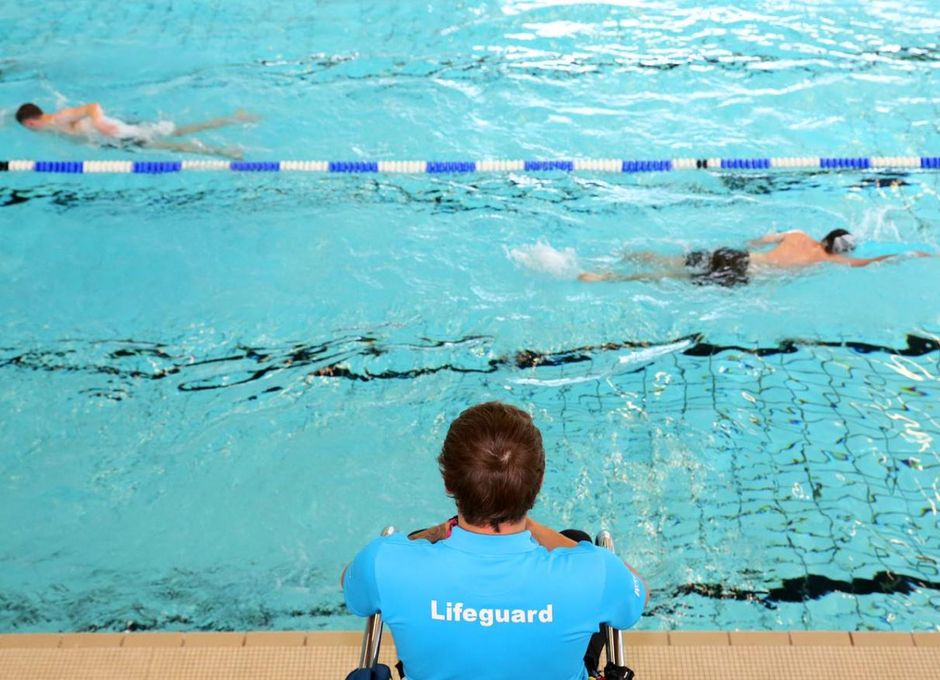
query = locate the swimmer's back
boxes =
[752,231,827,268]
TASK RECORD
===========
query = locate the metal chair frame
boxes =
[358,525,396,669]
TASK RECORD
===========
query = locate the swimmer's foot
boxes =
[233,109,261,124]
[143,139,243,159]
[189,138,243,160]
[215,146,244,160]
[578,272,611,282]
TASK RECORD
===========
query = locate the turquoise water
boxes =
[1,1,939,632]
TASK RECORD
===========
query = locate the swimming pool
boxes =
[1,1,938,633]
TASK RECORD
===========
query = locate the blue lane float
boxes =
[2,156,938,174]
[427,161,476,173]
[820,157,871,169]
[132,161,183,174]
[328,161,379,173]
[622,160,672,172]
[230,161,280,172]
[524,160,574,172]
[720,158,771,169]
[34,161,85,173]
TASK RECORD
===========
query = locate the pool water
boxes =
[1,1,939,632]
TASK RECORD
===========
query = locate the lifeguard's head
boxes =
[15,103,44,129]
[438,402,545,532]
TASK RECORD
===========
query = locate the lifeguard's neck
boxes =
[457,513,527,536]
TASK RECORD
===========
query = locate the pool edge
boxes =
[2,630,939,679]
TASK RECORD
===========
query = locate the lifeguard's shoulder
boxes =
[549,541,625,570]
[367,533,439,556]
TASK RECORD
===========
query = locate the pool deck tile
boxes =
[622,631,670,646]
[630,645,940,680]
[122,632,185,648]
[303,631,370,646]
[181,632,245,647]
[668,631,730,646]
[244,631,307,646]
[59,632,126,648]
[0,648,152,680]
[851,631,915,647]
[0,634,62,648]
[4,631,940,680]
[912,633,940,647]
[789,631,853,646]
[729,631,791,646]
[148,647,319,680]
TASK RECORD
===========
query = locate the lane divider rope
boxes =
[1,156,939,174]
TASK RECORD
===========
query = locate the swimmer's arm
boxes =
[88,104,119,136]
[830,254,896,267]
[50,103,118,136]
[48,103,102,125]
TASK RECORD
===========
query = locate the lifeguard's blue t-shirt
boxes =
[344,527,645,680]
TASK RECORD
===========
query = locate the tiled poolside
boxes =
[1,630,938,679]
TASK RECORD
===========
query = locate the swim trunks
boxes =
[76,116,175,146]
[684,247,750,286]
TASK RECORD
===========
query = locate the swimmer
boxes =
[579,229,934,286]
[15,102,258,159]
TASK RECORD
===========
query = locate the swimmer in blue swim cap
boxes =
[579,229,934,286]
[15,102,258,159]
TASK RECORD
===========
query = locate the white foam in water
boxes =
[507,241,580,278]
[617,339,693,365]
[44,84,69,109]
[512,338,693,389]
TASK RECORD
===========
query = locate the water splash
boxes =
[506,241,580,277]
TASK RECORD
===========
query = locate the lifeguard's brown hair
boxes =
[438,402,545,531]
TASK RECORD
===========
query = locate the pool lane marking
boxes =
[3,156,939,173]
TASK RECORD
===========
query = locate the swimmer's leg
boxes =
[142,139,243,160]
[578,270,689,282]
[621,250,685,267]
[170,110,260,137]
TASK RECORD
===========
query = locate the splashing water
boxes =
[506,241,580,278]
